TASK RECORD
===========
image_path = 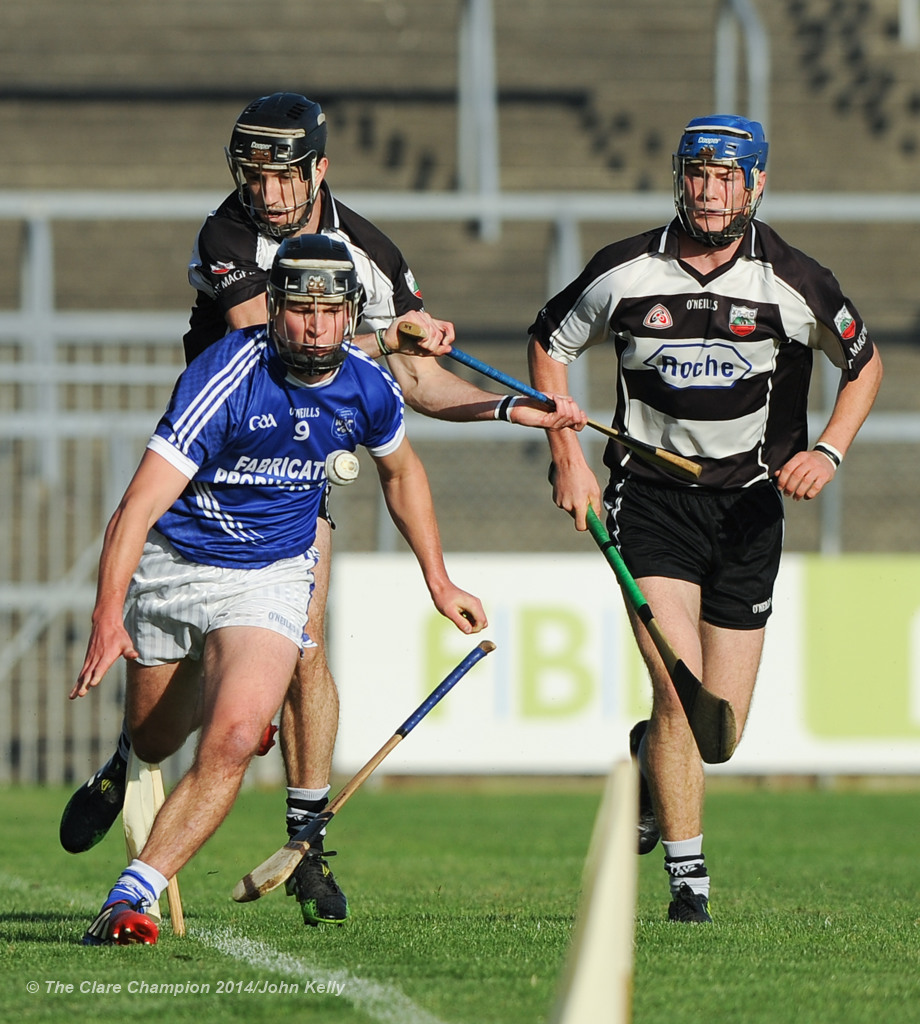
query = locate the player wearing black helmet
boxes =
[226,92,328,239]
[60,92,586,930]
[529,114,882,923]
[267,235,365,375]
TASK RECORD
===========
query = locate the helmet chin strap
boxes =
[677,207,753,247]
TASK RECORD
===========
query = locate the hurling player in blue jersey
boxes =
[73,235,487,946]
[59,92,585,930]
[529,115,882,923]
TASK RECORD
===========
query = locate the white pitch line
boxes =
[195,925,452,1024]
[2,870,451,1023]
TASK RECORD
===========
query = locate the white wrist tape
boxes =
[494,395,520,421]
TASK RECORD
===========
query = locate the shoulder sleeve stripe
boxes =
[169,338,264,452]
[366,421,406,458]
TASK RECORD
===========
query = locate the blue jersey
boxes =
[147,327,404,567]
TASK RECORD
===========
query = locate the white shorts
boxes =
[124,531,317,666]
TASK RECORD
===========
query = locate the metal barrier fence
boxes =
[1,188,918,784]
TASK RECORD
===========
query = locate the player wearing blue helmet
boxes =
[673,115,769,247]
[529,114,882,923]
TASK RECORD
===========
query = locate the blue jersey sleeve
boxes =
[151,327,268,474]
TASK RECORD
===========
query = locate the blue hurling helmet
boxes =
[673,115,768,246]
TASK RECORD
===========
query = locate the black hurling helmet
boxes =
[672,114,768,247]
[268,235,366,375]
[226,92,327,238]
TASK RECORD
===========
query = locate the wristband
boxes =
[813,442,842,468]
[494,395,519,421]
[375,328,391,356]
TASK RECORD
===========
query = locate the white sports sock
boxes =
[662,835,703,859]
[286,785,331,806]
[109,858,169,908]
[286,786,332,839]
[663,835,710,898]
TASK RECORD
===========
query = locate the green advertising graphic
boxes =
[805,556,920,738]
[423,603,651,722]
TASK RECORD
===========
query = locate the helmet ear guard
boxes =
[226,92,328,238]
[267,235,366,375]
[673,114,768,247]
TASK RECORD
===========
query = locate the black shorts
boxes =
[606,479,784,630]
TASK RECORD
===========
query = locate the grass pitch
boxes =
[2,781,919,1024]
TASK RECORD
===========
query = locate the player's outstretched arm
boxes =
[386,348,587,430]
[529,337,601,530]
[71,450,191,699]
[373,438,487,634]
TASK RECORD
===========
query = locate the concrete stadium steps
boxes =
[2,0,920,334]
[4,0,920,195]
[764,0,920,191]
[0,0,462,91]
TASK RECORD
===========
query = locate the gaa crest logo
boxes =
[728,305,757,337]
[332,407,358,441]
[834,305,857,340]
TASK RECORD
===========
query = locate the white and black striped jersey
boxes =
[529,219,877,489]
[184,181,424,363]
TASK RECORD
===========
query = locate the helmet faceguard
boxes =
[226,93,328,238]
[268,235,365,376]
[672,115,768,247]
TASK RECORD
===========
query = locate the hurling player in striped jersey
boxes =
[60,93,586,929]
[529,114,882,923]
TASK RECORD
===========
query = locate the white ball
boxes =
[325,449,360,486]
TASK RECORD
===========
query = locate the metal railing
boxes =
[715,0,770,134]
[2,186,918,551]
[901,0,920,47]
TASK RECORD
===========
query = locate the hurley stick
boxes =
[233,640,496,902]
[585,505,736,764]
[123,753,186,935]
[394,323,700,482]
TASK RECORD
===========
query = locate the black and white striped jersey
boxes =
[184,181,424,364]
[529,219,877,489]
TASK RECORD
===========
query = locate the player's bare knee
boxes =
[200,719,265,770]
[131,726,185,764]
